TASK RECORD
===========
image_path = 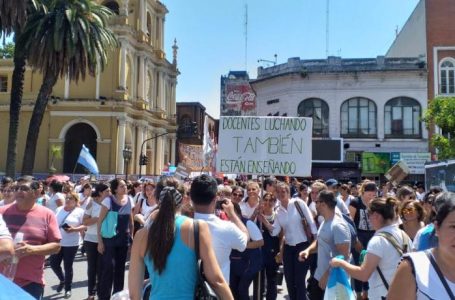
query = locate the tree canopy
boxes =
[0,42,14,58]
[422,96,455,159]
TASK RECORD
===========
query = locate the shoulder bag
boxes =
[295,201,314,242]
[101,196,118,238]
[193,220,218,300]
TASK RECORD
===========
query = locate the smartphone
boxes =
[61,223,70,230]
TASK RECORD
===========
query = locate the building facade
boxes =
[250,56,428,181]
[0,0,178,177]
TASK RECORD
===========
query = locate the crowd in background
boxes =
[0,174,454,300]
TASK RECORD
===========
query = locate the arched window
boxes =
[440,58,455,94]
[103,1,119,15]
[341,97,377,138]
[385,97,421,138]
[297,98,329,137]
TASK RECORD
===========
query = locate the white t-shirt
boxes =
[78,194,91,210]
[0,214,11,240]
[239,200,258,219]
[55,206,85,247]
[246,220,263,241]
[84,201,102,243]
[367,224,411,300]
[194,213,248,283]
[47,192,65,213]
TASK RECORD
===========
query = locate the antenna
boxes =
[257,54,277,67]
[244,2,248,70]
[326,0,330,57]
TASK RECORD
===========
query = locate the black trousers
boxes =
[84,241,101,297]
[49,246,79,292]
[98,245,128,300]
[283,242,310,300]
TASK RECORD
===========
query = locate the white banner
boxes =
[216,116,313,176]
[400,152,431,174]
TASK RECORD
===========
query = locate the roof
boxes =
[251,56,426,83]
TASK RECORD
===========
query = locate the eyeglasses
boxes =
[232,193,243,197]
[1,189,13,193]
[402,207,416,214]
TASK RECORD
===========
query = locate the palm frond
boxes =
[17,0,118,82]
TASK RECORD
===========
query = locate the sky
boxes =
[163,0,421,118]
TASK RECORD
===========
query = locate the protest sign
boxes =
[216,116,313,176]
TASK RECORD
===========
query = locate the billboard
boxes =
[220,73,256,116]
[361,152,391,174]
[216,116,313,176]
[178,143,205,172]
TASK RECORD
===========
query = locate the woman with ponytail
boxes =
[331,197,412,300]
[128,177,233,300]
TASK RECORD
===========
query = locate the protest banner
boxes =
[216,116,313,176]
[384,160,410,185]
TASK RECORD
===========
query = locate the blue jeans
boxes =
[22,282,44,300]
[283,242,310,300]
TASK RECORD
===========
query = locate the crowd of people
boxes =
[0,174,454,300]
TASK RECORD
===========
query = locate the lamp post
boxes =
[122,147,132,180]
[138,132,169,178]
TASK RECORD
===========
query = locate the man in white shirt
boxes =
[191,174,249,283]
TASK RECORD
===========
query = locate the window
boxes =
[0,75,7,92]
[297,98,329,137]
[341,97,377,138]
[384,97,421,138]
[440,59,455,94]
[102,1,119,15]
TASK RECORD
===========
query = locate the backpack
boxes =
[341,213,358,251]
[375,230,411,290]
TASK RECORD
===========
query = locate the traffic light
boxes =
[191,122,198,135]
[139,154,149,166]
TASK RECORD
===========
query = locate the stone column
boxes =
[95,65,100,99]
[119,41,127,90]
[117,119,126,174]
[137,55,145,101]
[170,134,176,165]
[120,0,129,16]
[64,74,70,99]
[155,131,164,174]
[160,17,165,50]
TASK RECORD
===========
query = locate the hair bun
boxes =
[385,196,398,208]
[159,186,182,206]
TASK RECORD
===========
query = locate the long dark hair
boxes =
[147,186,181,274]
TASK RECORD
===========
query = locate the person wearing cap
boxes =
[325,179,350,216]
[348,181,377,300]
[128,180,234,300]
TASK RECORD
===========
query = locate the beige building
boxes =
[0,0,179,176]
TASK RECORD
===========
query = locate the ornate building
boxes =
[0,0,179,176]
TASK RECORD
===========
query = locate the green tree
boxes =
[0,42,15,58]
[18,0,118,175]
[422,97,455,159]
[1,0,41,178]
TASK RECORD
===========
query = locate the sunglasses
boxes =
[232,193,243,197]
[16,185,32,192]
[402,207,416,214]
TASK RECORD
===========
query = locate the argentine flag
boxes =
[77,144,99,175]
[324,255,356,300]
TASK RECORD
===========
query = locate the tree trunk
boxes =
[5,31,26,178]
[21,71,58,175]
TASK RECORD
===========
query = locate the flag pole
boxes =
[72,160,78,182]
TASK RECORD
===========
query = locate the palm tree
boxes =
[2,0,40,178]
[18,0,118,175]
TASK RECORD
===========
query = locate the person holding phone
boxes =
[50,192,86,298]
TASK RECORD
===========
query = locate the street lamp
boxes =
[123,147,132,180]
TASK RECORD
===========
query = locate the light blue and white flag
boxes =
[77,144,99,174]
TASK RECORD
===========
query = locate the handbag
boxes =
[101,197,118,238]
[193,220,218,300]
[295,201,314,242]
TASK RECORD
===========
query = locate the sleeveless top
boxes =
[145,215,197,300]
[405,250,455,300]
[349,197,375,246]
